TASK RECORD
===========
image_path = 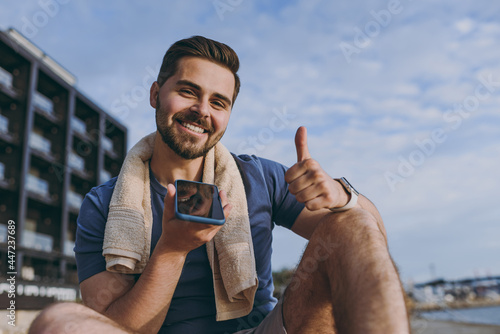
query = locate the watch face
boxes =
[341,177,359,196]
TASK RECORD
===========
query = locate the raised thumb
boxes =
[295,126,311,162]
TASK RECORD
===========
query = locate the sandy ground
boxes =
[0,310,41,334]
[1,311,500,333]
[411,317,500,334]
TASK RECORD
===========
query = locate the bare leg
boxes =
[283,209,410,334]
[28,302,134,334]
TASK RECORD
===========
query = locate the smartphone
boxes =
[174,179,225,225]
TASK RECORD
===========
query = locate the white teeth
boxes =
[179,197,190,202]
[182,122,204,134]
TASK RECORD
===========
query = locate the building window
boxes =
[29,131,52,154]
[21,266,35,281]
[100,169,112,184]
[71,117,86,134]
[0,224,7,243]
[101,136,113,153]
[0,114,8,133]
[22,230,54,252]
[67,190,83,210]
[26,172,50,197]
[33,91,54,115]
[0,66,13,89]
[68,151,85,172]
[0,161,4,180]
[64,240,75,257]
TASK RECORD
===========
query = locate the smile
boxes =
[180,121,206,134]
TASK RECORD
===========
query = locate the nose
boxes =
[190,97,210,117]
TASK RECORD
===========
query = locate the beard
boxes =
[155,99,225,160]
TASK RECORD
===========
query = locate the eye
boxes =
[180,88,195,96]
[211,100,226,109]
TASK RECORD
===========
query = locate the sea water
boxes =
[419,305,500,326]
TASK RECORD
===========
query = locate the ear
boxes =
[150,81,160,108]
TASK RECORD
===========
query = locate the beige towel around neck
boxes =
[102,132,258,321]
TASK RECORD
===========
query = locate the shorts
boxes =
[233,297,286,334]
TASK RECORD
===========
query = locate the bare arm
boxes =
[80,244,187,333]
[285,127,387,242]
[80,185,231,334]
[291,193,387,242]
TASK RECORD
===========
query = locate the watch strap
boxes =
[329,177,359,212]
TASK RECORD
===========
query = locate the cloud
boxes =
[1,0,499,282]
[455,18,475,34]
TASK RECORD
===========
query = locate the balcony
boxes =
[100,169,112,184]
[0,114,8,133]
[102,136,113,152]
[33,91,54,115]
[68,151,85,172]
[71,116,86,135]
[0,224,6,243]
[67,190,83,211]
[0,161,14,190]
[0,66,13,88]
[29,132,51,154]
[0,66,20,101]
[21,230,54,252]
[22,266,35,281]
[26,173,50,197]
[0,113,18,145]
[64,240,75,257]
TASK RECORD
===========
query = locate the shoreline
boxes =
[411,317,500,334]
[413,299,500,312]
[1,310,500,334]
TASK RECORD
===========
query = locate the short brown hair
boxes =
[157,36,240,105]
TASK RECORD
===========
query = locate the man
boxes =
[29,36,409,334]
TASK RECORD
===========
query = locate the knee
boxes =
[28,302,89,334]
[311,208,386,250]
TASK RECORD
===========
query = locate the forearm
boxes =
[292,185,387,243]
[103,245,187,334]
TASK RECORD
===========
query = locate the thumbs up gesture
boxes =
[295,125,311,162]
[285,127,346,211]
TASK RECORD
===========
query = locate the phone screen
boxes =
[175,180,225,225]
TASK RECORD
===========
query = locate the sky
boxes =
[1,0,499,285]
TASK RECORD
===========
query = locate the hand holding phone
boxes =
[174,180,226,225]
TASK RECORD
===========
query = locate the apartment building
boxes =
[0,29,127,308]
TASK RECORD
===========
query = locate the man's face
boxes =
[176,182,214,218]
[151,57,235,159]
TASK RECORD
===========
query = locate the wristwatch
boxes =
[329,177,359,212]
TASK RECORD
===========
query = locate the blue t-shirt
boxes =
[74,154,304,333]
